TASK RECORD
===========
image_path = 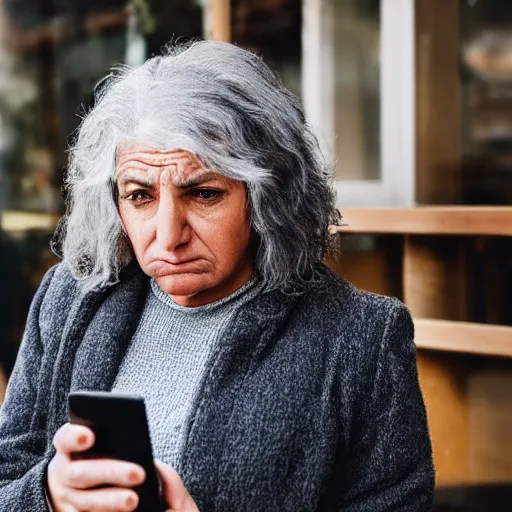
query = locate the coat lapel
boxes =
[47,269,148,439]
[70,272,149,393]
[178,288,301,511]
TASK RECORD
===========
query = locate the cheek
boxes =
[120,210,152,258]
[199,205,251,264]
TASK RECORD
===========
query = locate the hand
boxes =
[47,423,146,512]
[155,460,199,512]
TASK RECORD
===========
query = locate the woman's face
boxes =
[116,147,254,307]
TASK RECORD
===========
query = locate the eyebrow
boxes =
[178,171,219,189]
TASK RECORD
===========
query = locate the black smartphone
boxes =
[68,391,167,512]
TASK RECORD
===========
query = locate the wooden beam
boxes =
[415,318,512,358]
[329,207,512,236]
[208,0,231,42]
[1,210,59,232]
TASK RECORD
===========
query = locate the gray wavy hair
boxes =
[55,40,341,292]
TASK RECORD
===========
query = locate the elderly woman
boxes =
[0,41,434,511]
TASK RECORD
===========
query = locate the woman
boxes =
[0,41,434,511]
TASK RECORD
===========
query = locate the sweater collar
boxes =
[149,274,262,314]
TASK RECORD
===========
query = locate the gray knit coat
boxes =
[0,262,434,511]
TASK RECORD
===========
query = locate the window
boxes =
[303,0,415,206]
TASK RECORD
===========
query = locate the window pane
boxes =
[333,0,380,180]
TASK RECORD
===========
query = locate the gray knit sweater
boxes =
[112,277,261,469]
[0,262,435,511]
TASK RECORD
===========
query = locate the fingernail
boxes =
[126,493,138,508]
[128,470,140,483]
[77,434,88,445]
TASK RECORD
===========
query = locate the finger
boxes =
[53,423,95,455]
[66,487,139,512]
[155,459,195,511]
[65,459,145,489]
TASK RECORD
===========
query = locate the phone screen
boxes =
[68,391,167,512]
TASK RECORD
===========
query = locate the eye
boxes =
[126,190,152,203]
[191,189,223,200]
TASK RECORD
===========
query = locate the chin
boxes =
[154,273,214,298]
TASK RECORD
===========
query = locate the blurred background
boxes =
[0,0,511,509]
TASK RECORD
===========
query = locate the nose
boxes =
[155,176,191,253]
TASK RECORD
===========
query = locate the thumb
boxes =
[154,459,198,512]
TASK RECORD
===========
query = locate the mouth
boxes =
[147,258,207,276]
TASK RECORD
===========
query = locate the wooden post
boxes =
[416,0,461,204]
[404,236,469,322]
[208,0,231,42]
[404,234,472,486]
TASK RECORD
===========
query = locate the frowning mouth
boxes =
[147,258,208,276]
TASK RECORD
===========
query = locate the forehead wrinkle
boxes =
[116,148,201,169]
[117,148,212,184]
[116,158,159,173]
[116,166,157,187]
[116,148,225,190]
